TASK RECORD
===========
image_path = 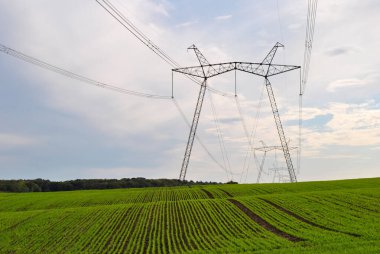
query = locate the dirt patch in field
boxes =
[260,198,360,237]
[218,188,233,197]
[228,199,303,242]
[201,189,214,199]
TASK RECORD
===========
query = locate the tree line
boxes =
[0,178,225,192]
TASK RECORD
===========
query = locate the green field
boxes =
[0,178,379,253]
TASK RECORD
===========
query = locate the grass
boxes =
[0,177,379,253]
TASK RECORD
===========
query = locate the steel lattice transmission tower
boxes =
[254,141,298,183]
[173,42,300,182]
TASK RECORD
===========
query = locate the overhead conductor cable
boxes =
[0,44,171,99]
[299,0,318,174]
[95,0,235,98]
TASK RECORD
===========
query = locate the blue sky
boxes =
[0,0,379,182]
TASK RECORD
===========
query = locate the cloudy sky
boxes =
[0,0,379,183]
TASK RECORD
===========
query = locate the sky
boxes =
[0,0,379,183]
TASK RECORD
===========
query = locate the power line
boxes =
[299,0,318,175]
[239,82,266,183]
[95,0,235,98]
[234,95,259,183]
[95,0,180,68]
[207,92,233,180]
[0,43,231,177]
[276,0,284,45]
[0,43,172,99]
[0,41,231,179]
[301,0,318,95]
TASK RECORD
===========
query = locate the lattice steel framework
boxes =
[173,42,300,182]
[254,141,297,183]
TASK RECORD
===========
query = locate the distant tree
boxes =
[26,182,41,192]
[16,181,29,192]
[0,178,220,193]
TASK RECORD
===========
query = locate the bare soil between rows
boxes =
[260,198,360,237]
[228,199,303,242]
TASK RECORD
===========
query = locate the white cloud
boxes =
[214,15,232,21]
[175,21,198,28]
[301,101,380,156]
[327,78,370,92]
[0,133,37,147]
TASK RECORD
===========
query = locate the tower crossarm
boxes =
[235,63,300,78]
[173,62,237,79]
[266,64,300,77]
[173,62,300,79]
[173,66,207,79]
[255,145,298,152]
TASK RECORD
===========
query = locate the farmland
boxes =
[0,178,379,253]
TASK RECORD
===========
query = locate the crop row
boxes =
[234,197,355,243]
[260,189,380,239]
[0,187,212,212]
[0,199,298,253]
[205,178,380,198]
[1,178,379,213]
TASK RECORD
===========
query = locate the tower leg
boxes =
[265,79,297,182]
[179,79,207,181]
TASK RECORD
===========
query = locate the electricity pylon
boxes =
[268,167,290,182]
[255,141,297,183]
[173,42,300,182]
